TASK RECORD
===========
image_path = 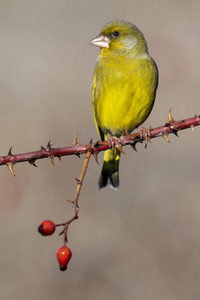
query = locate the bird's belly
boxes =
[96,83,154,136]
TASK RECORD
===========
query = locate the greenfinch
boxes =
[90,20,158,189]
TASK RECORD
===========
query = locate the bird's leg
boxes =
[138,126,151,148]
[121,129,130,136]
[106,131,120,153]
[107,132,116,152]
[106,130,128,155]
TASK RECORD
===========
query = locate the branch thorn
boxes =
[93,140,101,148]
[191,125,195,133]
[6,163,16,177]
[48,155,55,166]
[72,133,79,146]
[8,147,13,156]
[168,108,175,123]
[172,128,179,137]
[46,140,52,151]
[93,152,100,165]
[115,144,126,154]
[75,177,80,184]
[130,144,137,151]
[162,133,170,143]
[28,159,38,167]
[67,200,75,204]
[59,228,65,236]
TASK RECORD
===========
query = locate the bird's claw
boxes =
[138,126,150,148]
[106,132,120,153]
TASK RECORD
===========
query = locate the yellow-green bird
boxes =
[90,20,158,189]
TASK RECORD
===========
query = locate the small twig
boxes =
[73,150,92,215]
[57,150,92,244]
[60,214,78,246]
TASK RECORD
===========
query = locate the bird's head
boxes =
[90,20,148,56]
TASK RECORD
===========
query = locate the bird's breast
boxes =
[93,56,158,136]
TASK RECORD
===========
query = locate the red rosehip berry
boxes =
[38,220,55,236]
[57,246,72,271]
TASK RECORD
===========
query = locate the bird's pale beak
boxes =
[90,34,110,48]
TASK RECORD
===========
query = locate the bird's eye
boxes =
[112,31,120,37]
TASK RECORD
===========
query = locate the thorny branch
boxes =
[1,112,200,173]
[1,111,200,243]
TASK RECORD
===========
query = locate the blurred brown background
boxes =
[1,1,200,299]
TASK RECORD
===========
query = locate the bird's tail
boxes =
[98,148,121,190]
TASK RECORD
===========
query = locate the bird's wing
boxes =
[92,72,105,141]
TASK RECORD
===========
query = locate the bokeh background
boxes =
[1,1,200,299]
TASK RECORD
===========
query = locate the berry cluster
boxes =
[38,220,72,271]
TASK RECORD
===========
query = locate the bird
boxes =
[90,20,158,190]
